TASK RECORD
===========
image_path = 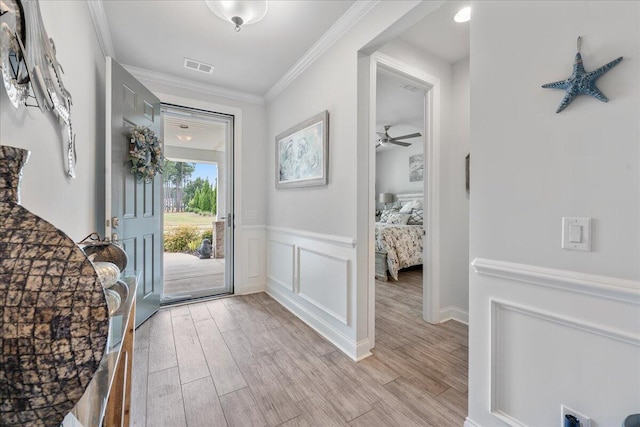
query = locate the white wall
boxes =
[0,1,105,240]
[445,57,470,318]
[468,1,640,426]
[471,2,639,280]
[375,70,426,198]
[265,2,431,237]
[375,130,425,197]
[378,39,470,319]
[264,1,440,359]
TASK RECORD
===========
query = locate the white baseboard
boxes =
[235,283,266,295]
[440,305,469,325]
[464,417,481,427]
[266,282,363,360]
[355,339,373,361]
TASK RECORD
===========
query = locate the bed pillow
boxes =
[399,200,422,213]
[407,208,424,225]
[379,208,398,222]
[386,212,411,225]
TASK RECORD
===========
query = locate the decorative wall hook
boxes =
[0,0,77,177]
[542,36,623,113]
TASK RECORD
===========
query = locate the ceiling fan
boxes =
[376,125,422,148]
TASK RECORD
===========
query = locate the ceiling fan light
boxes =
[206,0,268,31]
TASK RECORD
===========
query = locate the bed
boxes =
[375,193,424,281]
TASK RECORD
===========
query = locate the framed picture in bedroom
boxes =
[409,154,424,182]
[275,110,329,189]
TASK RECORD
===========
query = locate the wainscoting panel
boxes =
[297,247,349,325]
[236,225,266,295]
[490,299,640,427]
[469,258,640,427]
[267,240,295,292]
[265,226,361,360]
[247,238,261,278]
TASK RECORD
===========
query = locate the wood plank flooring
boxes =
[132,268,468,426]
[163,252,225,297]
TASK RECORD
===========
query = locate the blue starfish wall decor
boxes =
[542,36,623,113]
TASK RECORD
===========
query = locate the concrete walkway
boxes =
[163,252,225,298]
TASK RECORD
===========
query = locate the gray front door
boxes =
[106,57,163,327]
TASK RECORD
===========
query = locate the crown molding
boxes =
[86,0,116,59]
[123,64,266,105]
[264,0,379,103]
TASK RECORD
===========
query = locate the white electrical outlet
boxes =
[561,404,591,427]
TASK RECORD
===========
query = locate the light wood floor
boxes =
[131,268,468,426]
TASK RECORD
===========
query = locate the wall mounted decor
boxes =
[276,110,329,189]
[465,153,470,193]
[0,145,109,426]
[129,126,164,183]
[409,154,424,182]
[0,0,77,177]
[542,36,623,113]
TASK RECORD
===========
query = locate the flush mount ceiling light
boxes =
[205,0,268,32]
[454,6,471,23]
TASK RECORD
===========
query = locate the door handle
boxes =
[112,216,120,229]
[226,213,232,227]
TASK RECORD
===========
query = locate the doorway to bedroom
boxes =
[365,1,470,421]
[374,69,426,281]
[373,67,427,345]
[161,104,234,304]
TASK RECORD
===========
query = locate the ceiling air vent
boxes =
[401,83,421,93]
[183,58,215,74]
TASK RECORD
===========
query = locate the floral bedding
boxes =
[375,223,424,280]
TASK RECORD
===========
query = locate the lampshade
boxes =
[378,193,394,204]
[206,0,268,32]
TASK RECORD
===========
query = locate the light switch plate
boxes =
[562,217,591,251]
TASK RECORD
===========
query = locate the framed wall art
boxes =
[465,153,470,192]
[276,110,329,189]
[409,154,424,182]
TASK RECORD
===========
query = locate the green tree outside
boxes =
[186,178,217,215]
[163,160,195,212]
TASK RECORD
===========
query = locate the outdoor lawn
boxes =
[164,212,216,228]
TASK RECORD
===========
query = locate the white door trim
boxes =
[150,92,244,294]
[366,52,442,349]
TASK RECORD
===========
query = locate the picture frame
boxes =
[465,153,470,192]
[409,154,424,182]
[275,110,329,189]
